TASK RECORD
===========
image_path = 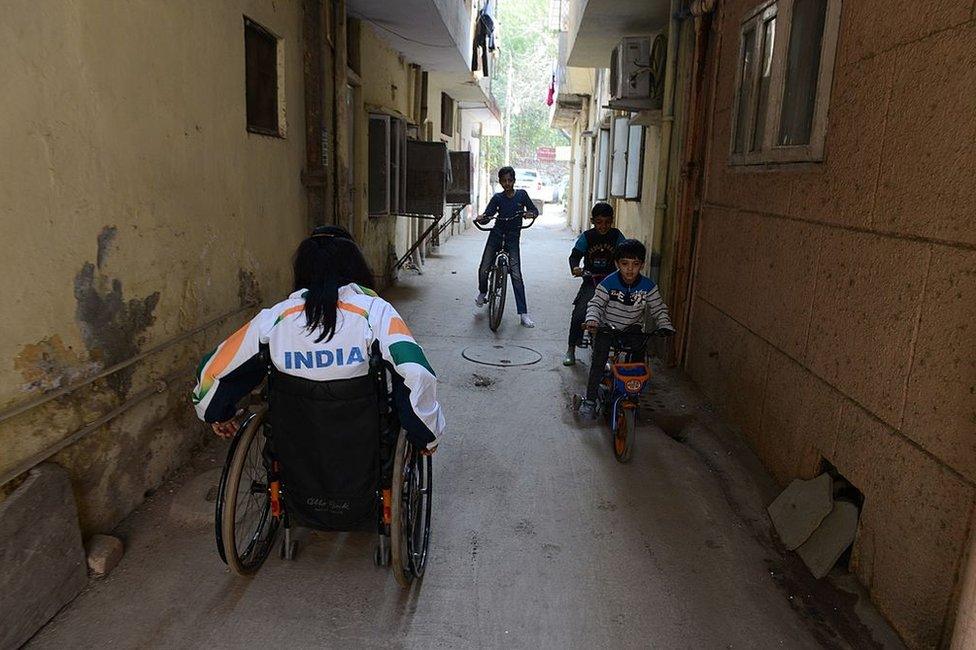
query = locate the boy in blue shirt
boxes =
[475,166,540,327]
[579,239,675,418]
[564,202,626,366]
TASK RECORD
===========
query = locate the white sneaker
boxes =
[520,314,535,328]
[475,292,487,307]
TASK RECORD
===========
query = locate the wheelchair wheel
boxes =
[215,406,280,575]
[612,405,637,463]
[391,431,432,587]
[488,261,508,332]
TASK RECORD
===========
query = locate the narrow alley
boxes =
[27,209,896,648]
[3,1,974,648]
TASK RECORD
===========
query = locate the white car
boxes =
[513,168,549,208]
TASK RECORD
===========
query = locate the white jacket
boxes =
[192,283,444,449]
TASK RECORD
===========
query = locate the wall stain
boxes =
[73,229,161,397]
[96,225,118,270]
[13,334,98,394]
[237,268,261,307]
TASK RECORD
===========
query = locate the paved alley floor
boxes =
[29,208,901,649]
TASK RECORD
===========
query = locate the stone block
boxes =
[874,23,976,246]
[0,463,88,650]
[797,500,860,579]
[901,245,976,482]
[86,534,124,576]
[767,473,833,550]
[836,0,972,66]
[694,207,760,323]
[704,109,798,217]
[686,297,770,445]
[748,219,822,360]
[759,349,843,486]
[787,53,892,230]
[805,229,928,427]
[831,403,973,648]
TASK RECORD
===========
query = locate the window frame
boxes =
[367,112,407,217]
[244,16,285,138]
[729,0,842,165]
[595,126,611,201]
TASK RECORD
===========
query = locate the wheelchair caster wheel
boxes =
[281,539,298,561]
[374,546,391,567]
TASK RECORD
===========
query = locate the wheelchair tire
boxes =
[391,431,432,588]
[612,405,637,463]
[488,262,508,332]
[215,406,279,575]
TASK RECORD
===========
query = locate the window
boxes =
[730,0,841,164]
[440,92,455,137]
[244,17,284,136]
[610,116,645,200]
[368,114,407,216]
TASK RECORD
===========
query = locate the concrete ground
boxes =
[29,207,902,649]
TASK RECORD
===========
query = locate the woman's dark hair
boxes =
[293,225,375,342]
[498,166,516,180]
[591,202,614,219]
[614,238,647,262]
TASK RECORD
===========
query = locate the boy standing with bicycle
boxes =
[564,202,626,366]
[475,166,540,327]
[578,239,675,418]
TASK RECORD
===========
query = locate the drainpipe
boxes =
[670,0,716,366]
[650,0,681,285]
[952,516,976,648]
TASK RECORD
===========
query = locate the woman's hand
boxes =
[211,410,245,439]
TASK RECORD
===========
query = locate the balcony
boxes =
[565,0,670,68]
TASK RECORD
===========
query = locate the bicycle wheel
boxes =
[611,404,637,463]
[215,406,280,575]
[391,431,433,588]
[488,261,508,332]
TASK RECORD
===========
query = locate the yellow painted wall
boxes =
[0,1,307,532]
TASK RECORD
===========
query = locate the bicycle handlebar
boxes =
[473,212,538,232]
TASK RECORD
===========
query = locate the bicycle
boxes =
[473,212,537,332]
[573,325,672,463]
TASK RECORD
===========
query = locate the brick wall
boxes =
[687,0,976,646]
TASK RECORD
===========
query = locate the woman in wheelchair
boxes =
[192,225,444,585]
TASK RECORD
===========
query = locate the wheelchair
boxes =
[213,344,432,587]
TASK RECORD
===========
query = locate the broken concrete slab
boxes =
[0,463,88,650]
[767,473,833,550]
[798,500,860,579]
[86,534,124,576]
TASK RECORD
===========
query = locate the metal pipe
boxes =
[650,0,682,280]
[0,304,254,425]
[0,368,190,487]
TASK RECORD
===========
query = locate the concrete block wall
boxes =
[687,0,976,646]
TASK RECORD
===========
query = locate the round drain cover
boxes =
[462,344,542,367]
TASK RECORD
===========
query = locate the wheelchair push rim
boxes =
[391,430,432,587]
[215,406,280,575]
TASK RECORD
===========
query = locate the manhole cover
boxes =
[462,344,542,367]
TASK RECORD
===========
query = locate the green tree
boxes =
[483,0,568,173]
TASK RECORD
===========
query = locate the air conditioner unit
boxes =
[610,37,651,102]
[608,34,667,113]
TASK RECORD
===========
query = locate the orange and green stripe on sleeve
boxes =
[389,341,435,376]
[192,322,250,403]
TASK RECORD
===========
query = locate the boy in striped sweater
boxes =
[580,239,675,417]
